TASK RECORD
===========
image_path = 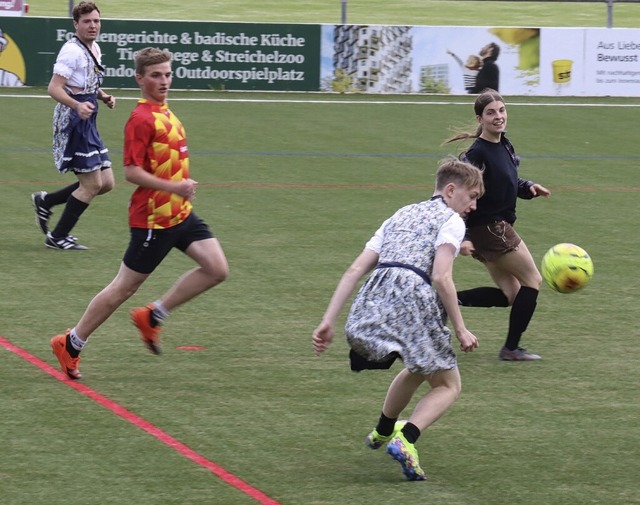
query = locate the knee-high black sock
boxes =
[43,182,80,208]
[505,286,539,350]
[457,287,509,307]
[376,412,398,437]
[51,195,89,238]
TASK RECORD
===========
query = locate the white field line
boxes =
[1,93,640,107]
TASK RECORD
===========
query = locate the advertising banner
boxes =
[584,28,640,95]
[0,16,638,96]
[321,24,639,96]
[537,28,585,95]
[0,17,321,90]
[539,27,640,96]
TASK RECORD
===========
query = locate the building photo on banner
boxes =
[320,25,640,96]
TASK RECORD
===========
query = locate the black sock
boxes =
[401,422,421,444]
[43,182,80,208]
[376,412,398,437]
[505,286,539,350]
[457,287,509,307]
[65,334,80,358]
[149,310,160,327]
[51,195,89,238]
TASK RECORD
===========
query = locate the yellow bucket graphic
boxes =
[552,59,573,84]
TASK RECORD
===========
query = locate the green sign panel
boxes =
[0,17,321,90]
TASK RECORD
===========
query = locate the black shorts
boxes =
[466,220,521,263]
[123,212,214,274]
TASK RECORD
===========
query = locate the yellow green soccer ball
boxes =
[541,243,594,293]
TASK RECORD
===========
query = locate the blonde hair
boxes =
[465,55,483,70]
[135,47,172,75]
[435,157,484,197]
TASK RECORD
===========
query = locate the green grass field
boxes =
[27,0,640,28]
[2,2,640,504]
[2,91,640,504]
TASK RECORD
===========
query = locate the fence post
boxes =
[606,0,613,28]
[341,0,347,24]
[69,0,74,17]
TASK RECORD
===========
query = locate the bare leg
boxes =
[382,367,462,430]
[486,240,542,353]
[485,239,542,302]
[408,368,462,431]
[382,369,426,418]
[74,167,115,203]
[75,263,149,340]
[160,238,228,311]
[382,368,461,481]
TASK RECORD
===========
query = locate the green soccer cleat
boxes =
[365,421,406,450]
[386,432,427,481]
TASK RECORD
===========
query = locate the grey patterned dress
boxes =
[52,36,110,173]
[345,197,462,375]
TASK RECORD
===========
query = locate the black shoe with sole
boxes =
[45,232,88,251]
[31,191,52,235]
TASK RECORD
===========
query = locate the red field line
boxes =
[0,335,281,505]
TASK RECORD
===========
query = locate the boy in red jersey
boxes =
[50,47,228,379]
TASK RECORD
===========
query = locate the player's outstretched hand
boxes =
[530,183,551,198]
[312,321,334,356]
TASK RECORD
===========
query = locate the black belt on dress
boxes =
[375,261,431,285]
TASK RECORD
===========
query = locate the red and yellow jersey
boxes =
[124,99,192,229]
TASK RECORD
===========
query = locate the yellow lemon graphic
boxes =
[0,31,27,85]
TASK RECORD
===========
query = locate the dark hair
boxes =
[444,88,505,143]
[73,1,100,22]
[135,47,172,75]
[473,88,504,116]
[486,42,500,60]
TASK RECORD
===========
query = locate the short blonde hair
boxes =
[135,47,172,76]
[435,158,484,197]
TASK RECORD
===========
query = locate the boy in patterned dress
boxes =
[50,48,228,379]
[313,159,483,481]
[32,1,116,250]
